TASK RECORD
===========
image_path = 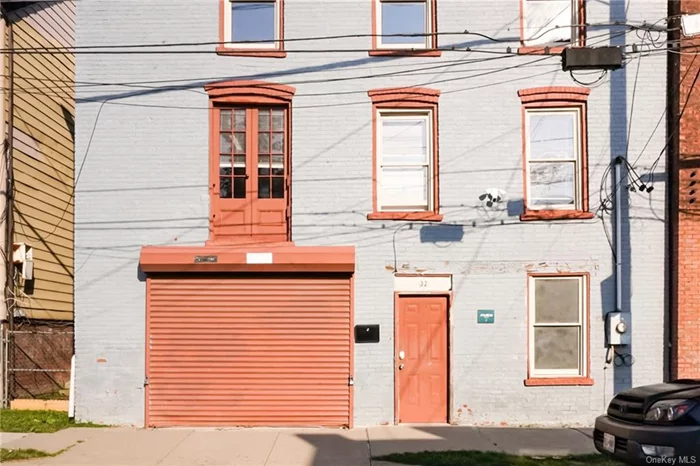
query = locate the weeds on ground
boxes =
[0,447,65,462]
[0,409,107,433]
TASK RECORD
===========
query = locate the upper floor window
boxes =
[205,81,295,244]
[526,273,593,386]
[219,0,286,57]
[371,0,440,56]
[368,88,442,222]
[527,109,581,208]
[518,87,593,221]
[521,0,584,51]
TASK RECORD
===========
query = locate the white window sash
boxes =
[376,0,431,49]
[377,110,433,212]
[525,108,582,210]
[523,0,579,47]
[223,0,279,49]
[528,276,587,378]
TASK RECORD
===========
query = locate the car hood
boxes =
[607,380,700,423]
[623,380,700,402]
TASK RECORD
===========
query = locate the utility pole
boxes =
[0,6,8,408]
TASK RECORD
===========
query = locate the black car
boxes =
[594,379,700,465]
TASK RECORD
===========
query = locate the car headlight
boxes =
[645,399,697,422]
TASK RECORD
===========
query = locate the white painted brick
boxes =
[75,0,668,427]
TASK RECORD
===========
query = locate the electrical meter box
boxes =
[607,312,631,346]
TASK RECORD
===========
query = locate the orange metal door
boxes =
[396,296,448,423]
[146,274,352,427]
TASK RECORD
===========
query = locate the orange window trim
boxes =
[370,0,441,57]
[368,87,441,221]
[518,0,586,55]
[205,80,296,103]
[518,86,591,222]
[525,272,593,387]
[218,0,287,58]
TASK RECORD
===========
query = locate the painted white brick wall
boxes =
[75,0,668,427]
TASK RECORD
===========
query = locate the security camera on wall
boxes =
[478,188,507,208]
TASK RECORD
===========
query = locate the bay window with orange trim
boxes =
[370,0,440,57]
[525,273,594,387]
[367,88,441,222]
[519,0,585,55]
[218,0,286,58]
[518,87,594,221]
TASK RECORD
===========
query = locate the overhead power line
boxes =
[3,27,630,98]
[0,21,667,54]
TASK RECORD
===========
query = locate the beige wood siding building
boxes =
[7,1,75,322]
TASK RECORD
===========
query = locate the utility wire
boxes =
[0,22,667,53]
[8,54,559,103]
[42,101,106,240]
[32,53,560,238]
[630,53,699,170]
[0,28,655,56]
[625,53,642,158]
[7,28,630,102]
[644,63,700,186]
[2,26,631,98]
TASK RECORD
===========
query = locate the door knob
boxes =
[398,350,405,360]
[399,364,405,370]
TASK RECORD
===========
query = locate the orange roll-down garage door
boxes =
[146,274,352,428]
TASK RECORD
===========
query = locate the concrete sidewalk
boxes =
[0,425,596,466]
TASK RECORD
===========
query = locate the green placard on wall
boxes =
[477,309,495,324]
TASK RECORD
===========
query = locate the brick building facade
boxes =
[670,0,700,380]
[74,0,668,427]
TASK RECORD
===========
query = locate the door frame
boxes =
[393,291,453,425]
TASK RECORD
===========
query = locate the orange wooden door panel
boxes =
[397,296,447,423]
[146,274,352,427]
[251,108,287,238]
[212,107,254,238]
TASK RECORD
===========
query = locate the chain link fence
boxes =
[3,323,73,400]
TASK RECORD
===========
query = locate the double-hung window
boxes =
[518,87,592,221]
[527,274,591,385]
[521,0,584,49]
[368,88,441,221]
[526,109,581,209]
[220,0,285,57]
[372,0,438,54]
[378,111,433,211]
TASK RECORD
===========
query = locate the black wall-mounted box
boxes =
[562,47,622,71]
[355,325,380,343]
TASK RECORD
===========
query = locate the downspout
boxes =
[606,156,625,365]
[666,0,681,382]
[615,156,624,316]
[4,12,15,403]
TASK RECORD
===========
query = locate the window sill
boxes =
[517,46,565,55]
[520,210,595,222]
[367,212,443,222]
[524,377,594,387]
[369,49,442,57]
[216,47,287,58]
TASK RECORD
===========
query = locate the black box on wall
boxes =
[354,325,380,343]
